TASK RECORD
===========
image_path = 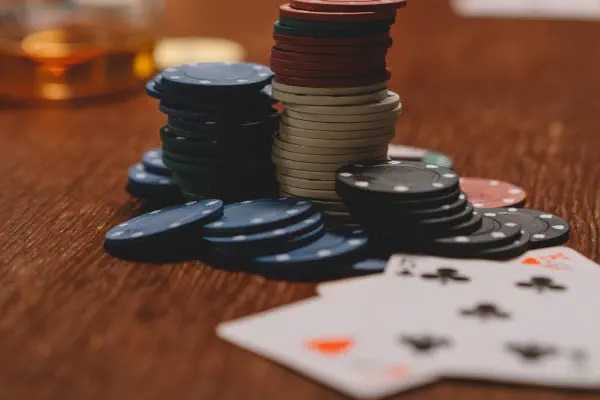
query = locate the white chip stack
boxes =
[271,81,402,225]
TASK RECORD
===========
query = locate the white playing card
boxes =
[453,0,600,20]
[317,248,600,298]
[217,298,440,399]
[316,252,600,388]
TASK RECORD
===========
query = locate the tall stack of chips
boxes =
[269,1,406,225]
[145,62,280,202]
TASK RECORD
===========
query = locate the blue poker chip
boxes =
[161,62,274,98]
[204,212,323,248]
[204,198,314,236]
[145,74,164,100]
[127,163,181,199]
[252,228,369,269]
[142,148,171,176]
[353,258,387,272]
[105,199,224,247]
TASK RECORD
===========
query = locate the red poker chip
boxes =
[460,177,527,209]
[274,40,391,55]
[279,3,396,22]
[273,32,390,46]
[272,47,385,63]
[275,70,391,87]
[270,64,387,78]
[270,56,385,72]
[290,0,407,13]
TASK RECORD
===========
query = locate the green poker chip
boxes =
[278,17,394,32]
[274,21,390,39]
[388,144,454,169]
[423,151,454,169]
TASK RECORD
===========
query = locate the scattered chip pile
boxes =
[145,62,280,202]
[336,160,570,260]
[269,0,406,225]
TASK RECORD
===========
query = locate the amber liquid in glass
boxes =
[0,17,155,102]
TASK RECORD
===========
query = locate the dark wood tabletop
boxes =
[2,0,600,399]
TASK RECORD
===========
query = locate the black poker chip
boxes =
[349,192,469,221]
[161,62,274,101]
[127,163,181,200]
[336,160,460,201]
[488,208,570,249]
[474,230,531,260]
[430,209,524,252]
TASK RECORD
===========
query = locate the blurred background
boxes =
[1,0,599,103]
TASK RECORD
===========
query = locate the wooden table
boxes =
[2,1,599,398]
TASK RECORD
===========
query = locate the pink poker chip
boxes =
[460,177,527,209]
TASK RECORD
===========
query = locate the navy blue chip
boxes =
[127,163,180,199]
[161,62,273,95]
[142,148,171,176]
[204,198,314,236]
[204,212,323,247]
[353,258,387,272]
[145,75,164,100]
[252,228,369,268]
[105,199,224,246]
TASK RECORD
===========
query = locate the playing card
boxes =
[453,0,600,20]
[217,297,440,399]
[315,251,600,388]
[317,248,600,298]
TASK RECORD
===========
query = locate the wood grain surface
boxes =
[1,0,600,399]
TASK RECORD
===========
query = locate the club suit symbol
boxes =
[400,335,451,354]
[420,267,470,285]
[515,276,567,293]
[460,302,511,321]
[506,342,558,362]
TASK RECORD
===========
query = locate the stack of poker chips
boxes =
[269,0,406,225]
[336,161,543,260]
[145,62,280,202]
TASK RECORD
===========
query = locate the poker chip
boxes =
[127,163,180,200]
[336,160,460,200]
[284,91,400,114]
[281,114,396,131]
[277,174,335,190]
[162,62,272,92]
[279,130,394,147]
[280,123,394,140]
[388,144,454,169]
[490,208,570,249]
[272,80,387,95]
[285,104,402,123]
[105,199,224,247]
[274,40,391,55]
[204,198,314,236]
[274,136,382,155]
[279,3,396,22]
[204,212,323,250]
[475,230,531,260]
[276,167,338,181]
[274,21,391,39]
[460,177,527,209]
[272,88,389,106]
[430,210,524,252]
[273,32,391,46]
[290,0,407,13]
[252,228,369,270]
[142,148,171,176]
[273,144,387,163]
[280,184,341,201]
[352,258,387,272]
[275,71,391,88]
[145,76,163,100]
